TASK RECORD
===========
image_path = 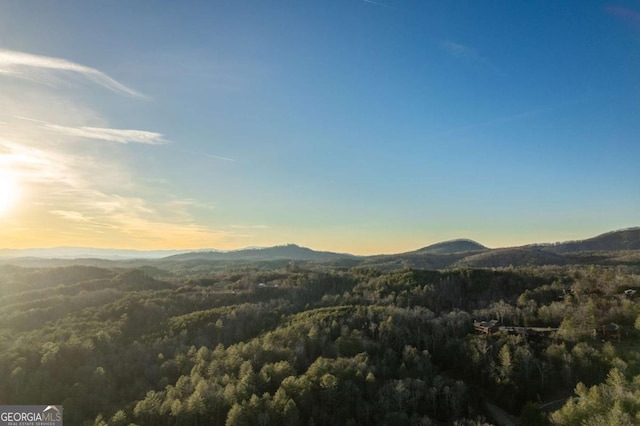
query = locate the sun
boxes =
[0,169,20,215]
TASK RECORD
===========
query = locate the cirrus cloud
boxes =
[44,123,166,145]
[0,48,142,97]
[438,40,498,72]
[14,116,166,145]
[0,48,249,250]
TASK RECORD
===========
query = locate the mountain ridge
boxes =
[1,228,638,267]
[410,239,488,255]
[163,244,360,262]
[540,227,640,253]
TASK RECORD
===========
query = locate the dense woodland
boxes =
[1,259,640,425]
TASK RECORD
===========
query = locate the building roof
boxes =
[602,323,620,331]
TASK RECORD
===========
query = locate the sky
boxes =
[0,0,638,255]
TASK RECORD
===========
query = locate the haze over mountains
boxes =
[0,247,191,260]
[0,228,638,269]
[165,244,357,262]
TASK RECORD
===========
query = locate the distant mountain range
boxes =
[163,244,358,262]
[1,228,639,268]
[0,247,192,260]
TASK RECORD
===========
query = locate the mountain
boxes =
[455,247,570,268]
[163,244,359,261]
[359,239,488,271]
[1,228,638,268]
[539,228,640,254]
[361,229,640,269]
[411,239,488,255]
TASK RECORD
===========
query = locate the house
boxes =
[474,319,499,334]
[594,322,622,341]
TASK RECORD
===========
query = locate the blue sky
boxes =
[0,1,638,254]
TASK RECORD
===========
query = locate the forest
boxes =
[1,259,640,425]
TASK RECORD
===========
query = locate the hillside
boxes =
[2,259,639,424]
[2,228,639,270]
[541,228,640,253]
[455,247,570,268]
[411,239,488,255]
[361,229,640,269]
[164,244,359,262]
[362,252,469,271]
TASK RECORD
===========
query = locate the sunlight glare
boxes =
[0,169,20,215]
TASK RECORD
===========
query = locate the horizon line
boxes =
[0,226,637,258]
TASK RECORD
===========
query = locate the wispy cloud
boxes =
[427,97,587,139]
[46,123,166,145]
[177,147,236,162]
[363,0,394,9]
[50,210,89,222]
[203,153,236,161]
[440,41,480,59]
[439,40,497,71]
[431,110,538,138]
[0,120,220,248]
[608,6,640,31]
[0,138,72,184]
[44,191,239,248]
[16,117,166,145]
[0,135,243,249]
[0,49,247,250]
[0,49,142,97]
[230,224,270,230]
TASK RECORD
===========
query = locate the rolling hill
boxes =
[454,247,570,268]
[1,228,638,269]
[163,244,360,262]
[540,227,640,253]
[410,239,488,255]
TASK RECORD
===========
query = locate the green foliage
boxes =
[551,368,640,425]
[0,263,639,424]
